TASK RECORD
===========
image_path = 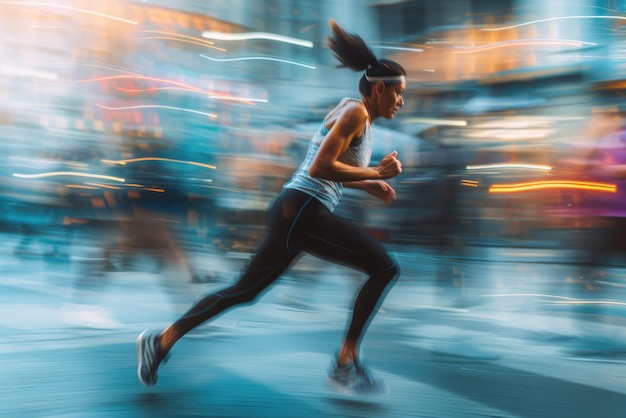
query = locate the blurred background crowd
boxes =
[2,0,626,329]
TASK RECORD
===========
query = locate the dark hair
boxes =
[327,19,406,96]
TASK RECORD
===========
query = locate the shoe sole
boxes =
[326,377,354,396]
[326,377,390,397]
[136,330,152,386]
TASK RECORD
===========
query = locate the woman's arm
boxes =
[308,102,401,182]
[344,179,397,204]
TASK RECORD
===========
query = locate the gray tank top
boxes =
[284,98,373,212]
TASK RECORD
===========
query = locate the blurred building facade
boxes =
[3,0,626,249]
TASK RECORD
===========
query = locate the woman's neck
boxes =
[362,98,375,124]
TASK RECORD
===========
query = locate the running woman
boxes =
[137,19,406,396]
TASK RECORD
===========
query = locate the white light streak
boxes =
[13,172,125,182]
[453,38,597,53]
[101,157,216,170]
[466,128,554,141]
[402,117,468,127]
[200,54,316,69]
[207,95,268,103]
[550,300,626,307]
[480,293,626,307]
[482,15,626,31]
[480,293,576,300]
[201,31,313,48]
[376,46,424,52]
[29,24,72,30]
[467,163,552,172]
[95,104,217,118]
[0,65,57,80]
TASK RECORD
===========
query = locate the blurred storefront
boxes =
[4,0,626,249]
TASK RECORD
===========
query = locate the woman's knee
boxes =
[371,257,400,285]
[384,260,401,282]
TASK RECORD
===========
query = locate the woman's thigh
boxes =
[296,211,394,275]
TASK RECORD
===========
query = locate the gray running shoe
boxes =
[136,330,168,386]
[327,359,389,396]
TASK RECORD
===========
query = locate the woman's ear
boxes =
[373,81,385,96]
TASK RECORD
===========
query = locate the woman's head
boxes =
[327,19,406,97]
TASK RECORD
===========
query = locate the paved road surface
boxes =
[1,239,625,417]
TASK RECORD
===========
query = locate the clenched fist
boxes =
[377,151,402,179]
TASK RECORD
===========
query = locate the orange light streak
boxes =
[461,179,479,187]
[489,180,616,193]
[77,76,259,105]
[73,75,204,92]
[84,183,122,190]
[111,85,259,105]
[5,1,137,24]
[72,63,140,75]
[113,85,202,94]
[139,30,216,45]
[136,36,226,52]
[66,185,99,190]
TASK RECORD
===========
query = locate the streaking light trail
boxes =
[101,157,216,170]
[461,180,479,187]
[481,293,626,307]
[95,104,217,119]
[371,41,433,51]
[77,75,265,104]
[137,36,226,52]
[0,65,57,80]
[200,54,316,69]
[453,39,596,53]
[489,180,616,193]
[3,1,138,25]
[206,95,268,103]
[376,46,424,52]
[13,172,125,182]
[550,300,626,307]
[113,86,198,94]
[68,62,141,76]
[201,31,313,48]
[402,117,468,127]
[467,163,552,172]
[139,30,218,46]
[73,75,204,93]
[482,15,626,31]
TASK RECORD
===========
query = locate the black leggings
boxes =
[172,188,400,345]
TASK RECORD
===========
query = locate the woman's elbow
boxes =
[308,165,329,179]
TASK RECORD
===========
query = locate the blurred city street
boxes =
[4,0,626,417]
[1,234,625,418]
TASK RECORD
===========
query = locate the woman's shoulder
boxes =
[322,97,368,133]
[338,97,364,107]
[332,97,367,119]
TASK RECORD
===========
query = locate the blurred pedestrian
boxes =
[568,106,626,292]
[137,19,406,396]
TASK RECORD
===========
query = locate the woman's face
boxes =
[379,81,406,119]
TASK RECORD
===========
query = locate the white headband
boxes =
[365,74,406,83]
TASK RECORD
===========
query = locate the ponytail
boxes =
[327,19,406,96]
[327,18,377,71]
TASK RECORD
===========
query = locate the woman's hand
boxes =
[361,180,397,204]
[377,151,402,179]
